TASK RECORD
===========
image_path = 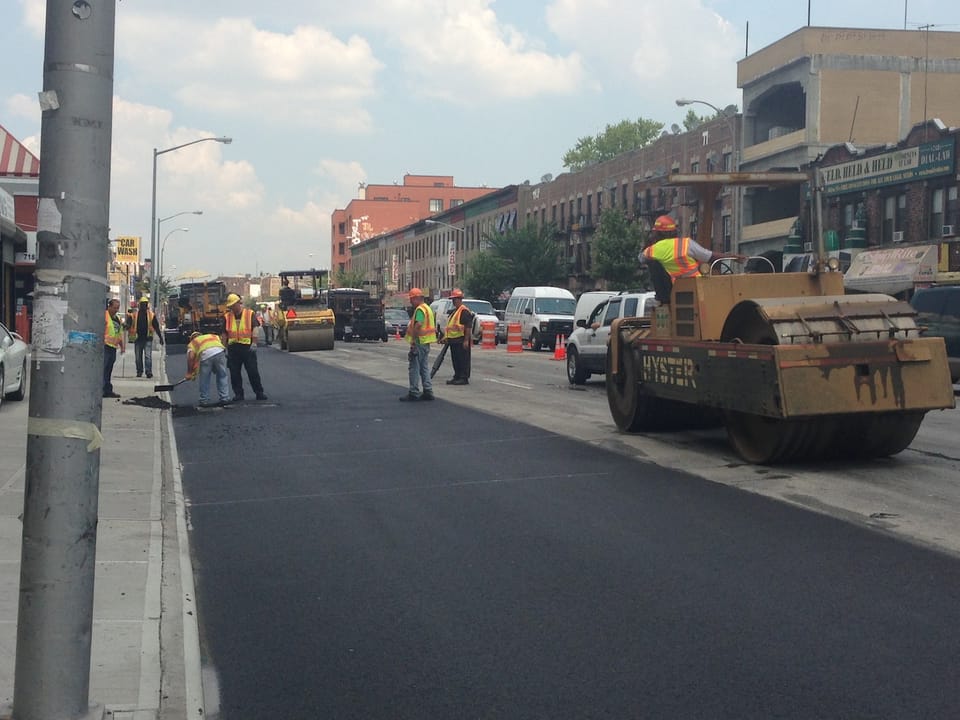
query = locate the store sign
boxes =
[448,239,456,277]
[0,188,14,222]
[822,140,954,196]
[115,235,140,264]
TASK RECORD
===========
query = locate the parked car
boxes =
[0,320,29,408]
[910,285,960,383]
[565,291,656,385]
[384,307,410,338]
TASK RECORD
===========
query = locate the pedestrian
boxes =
[185,331,231,407]
[639,215,745,302]
[443,288,474,386]
[260,304,275,345]
[222,293,268,401]
[128,295,164,378]
[400,287,437,401]
[279,278,296,308]
[103,298,125,398]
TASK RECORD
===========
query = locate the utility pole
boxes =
[14,2,116,719]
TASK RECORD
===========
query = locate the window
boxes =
[691,161,700,174]
[451,199,464,207]
[429,199,443,212]
[609,188,617,208]
[723,152,732,172]
[931,188,945,238]
[338,222,346,235]
[722,215,732,253]
[338,242,345,255]
[702,130,709,146]
[622,183,628,209]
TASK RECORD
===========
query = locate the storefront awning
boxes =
[844,244,939,296]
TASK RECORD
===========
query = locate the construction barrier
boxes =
[481,321,496,349]
[552,334,567,361]
[506,322,523,353]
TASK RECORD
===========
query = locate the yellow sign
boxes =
[115,236,140,264]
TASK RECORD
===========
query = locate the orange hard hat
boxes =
[408,287,424,299]
[653,215,677,232]
[450,288,463,298]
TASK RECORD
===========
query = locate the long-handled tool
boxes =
[154,377,190,392]
[430,342,449,379]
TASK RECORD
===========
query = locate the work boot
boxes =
[235,392,244,401]
[255,392,268,401]
[421,391,435,401]
[399,393,419,402]
[146,372,153,379]
[451,378,468,386]
[103,391,120,399]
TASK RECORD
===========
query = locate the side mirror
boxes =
[576,319,587,328]
[524,307,532,315]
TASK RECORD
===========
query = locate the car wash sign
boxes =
[822,140,954,196]
[115,235,140,264]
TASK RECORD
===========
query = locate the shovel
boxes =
[430,342,449,379]
[154,377,190,392]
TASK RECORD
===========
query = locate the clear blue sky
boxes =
[3,0,958,277]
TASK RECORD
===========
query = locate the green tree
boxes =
[562,118,664,171]
[334,267,367,289]
[485,221,564,287]
[592,209,644,290]
[463,251,511,304]
[682,109,707,131]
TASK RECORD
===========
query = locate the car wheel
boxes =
[8,360,25,401]
[530,330,541,351]
[566,348,588,385]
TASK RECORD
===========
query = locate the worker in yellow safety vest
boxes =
[185,332,232,407]
[400,287,437,402]
[222,293,268,401]
[103,298,126,398]
[443,288,474,386]
[639,215,745,303]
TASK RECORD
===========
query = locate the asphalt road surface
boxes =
[168,345,960,719]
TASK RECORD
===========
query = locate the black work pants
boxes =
[227,343,265,398]
[103,345,117,394]
[449,338,471,380]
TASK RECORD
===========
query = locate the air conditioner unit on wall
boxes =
[892,230,905,243]
[943,225,956,237]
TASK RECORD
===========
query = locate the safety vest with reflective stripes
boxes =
[188,333,224,356]
[127,309,155,341]
[407,303,437,345]
[224,308,255,345]
[444,304,469,340]
[104,311,123,348]
[643,237,701,279]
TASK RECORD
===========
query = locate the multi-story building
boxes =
[0,125,39,328]
[330,174,498,277]
[349,185,519,304]
[738,26,960,254]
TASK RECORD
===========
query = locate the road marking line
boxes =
[487,378,532,390]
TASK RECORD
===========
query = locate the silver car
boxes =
[0,321,28,408]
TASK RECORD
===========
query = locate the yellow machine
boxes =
[606,173,956,464]
[274,270,336,352]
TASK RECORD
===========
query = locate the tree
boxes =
[334,267,366,290]
[562,118,664,171]
[592,209,644,290]
[463,251,510,304]
[485,221,564,288]
[682,109,707,131]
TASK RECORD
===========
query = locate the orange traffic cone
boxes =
[395,328,401,340]
[552,334,567,361]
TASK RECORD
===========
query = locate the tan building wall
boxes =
[819,69,902,144]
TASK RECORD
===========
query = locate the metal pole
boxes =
[14,1,116,718]
[150,148,158,313]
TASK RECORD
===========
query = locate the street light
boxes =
[425,218,465,232]
[676,98,740,251]
[157,210,202,287]
[160,228,190,307]
[150,136,231,308]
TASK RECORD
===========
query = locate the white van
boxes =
[503,286,576,351]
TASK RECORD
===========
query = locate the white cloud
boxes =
[19,0,44,36]
[546,0,741,110]
[116,15,383,133]
[360,0,585,103]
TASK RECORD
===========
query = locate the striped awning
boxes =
[0,125,40,178]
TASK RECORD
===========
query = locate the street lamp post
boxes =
[676,98,740,252]
[150,136,231,308]
[425,219,466,290]
[160,228,189,313]
[157,210,202,289]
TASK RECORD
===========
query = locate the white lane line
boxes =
[486,377,533,390]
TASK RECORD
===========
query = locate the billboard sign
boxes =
[115,235,140,264]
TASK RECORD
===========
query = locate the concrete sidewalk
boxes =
[0,348,200,719]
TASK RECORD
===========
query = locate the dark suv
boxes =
[910,286,960,383]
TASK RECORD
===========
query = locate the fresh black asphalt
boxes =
[169,345,960,719]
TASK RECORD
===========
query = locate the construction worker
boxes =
[443,288,474,386]
[185,331,232,407]
[128,295,164,378]
[639,215,746,302]
[279,278,296,308]
[222,293,268,401]
[400,287,436,402]
[103,298,126,398]
[260,304,274,345]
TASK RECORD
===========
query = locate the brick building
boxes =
[330,174,497,278]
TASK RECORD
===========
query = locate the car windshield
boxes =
[534,298,575,315]
[464,300,495,315]
[385,309,408,322]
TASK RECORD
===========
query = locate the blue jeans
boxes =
[199,350,231,405]
[135,338,153,375]
[407,343,432,397]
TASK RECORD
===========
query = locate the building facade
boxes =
[737,26,960,254]
[330,174,499,277]
[0,125,40,329]
[350,185,519,304]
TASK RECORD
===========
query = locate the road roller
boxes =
[275,269,336,352]
[606,172,956,464]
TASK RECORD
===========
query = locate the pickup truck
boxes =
[565,291,655,384]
